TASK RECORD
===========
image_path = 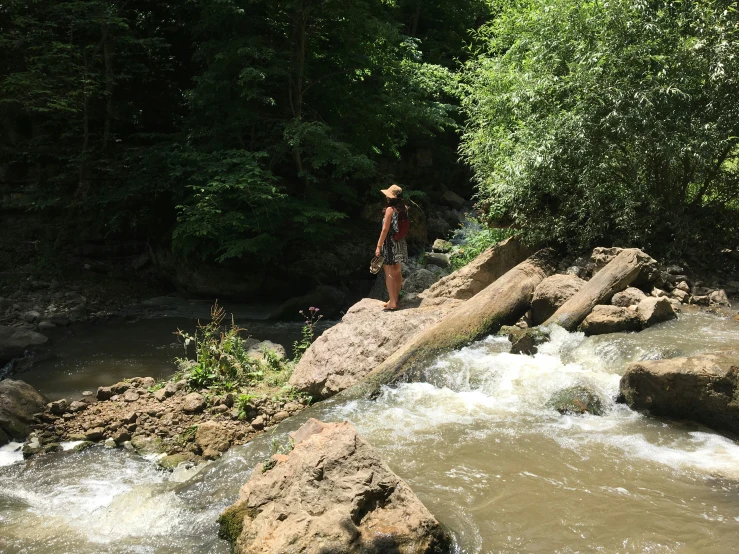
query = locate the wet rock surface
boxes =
[0,379,48,444]
[549,386,606,416]
[618,351,739,436]
[0,326,49,366]
[219,418,450,554]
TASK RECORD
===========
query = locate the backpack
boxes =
[393,207,410,241]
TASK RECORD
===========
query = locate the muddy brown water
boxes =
[1,312,739,553]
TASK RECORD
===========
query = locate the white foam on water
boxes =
[0,441,24,466]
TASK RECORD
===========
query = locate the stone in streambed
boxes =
[611,287,647,308]
[218,418,449,554]
[195,421,234,459]
[85,427,105,441]
[530,274,586,325]
[549,386,606,416]
[636,297,676,327]
[0,379,48,445]
[618,351,739,436]
[580,305,642,335]
[0,326,48,366]
[123,390,140,403]
[158,452,197,470]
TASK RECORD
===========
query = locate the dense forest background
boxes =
[1,0,737,299]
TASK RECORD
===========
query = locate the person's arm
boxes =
[375,207,394,257]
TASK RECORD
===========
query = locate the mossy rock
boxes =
[73,441,95,452]
[157,452,196,470]
[548,386,605,416]
[130,435,164,455]
[506,327,550,355]
[42,442,61,454]
[218,503,258,545]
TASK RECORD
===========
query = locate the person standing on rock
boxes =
[375,184,409,310]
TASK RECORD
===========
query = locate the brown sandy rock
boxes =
[580,305,642,335]
[0,379,48,444]
[219,419,449,554]
[182,392,206,413]
[419,236,535,303]
[636,297,677,327]
[195,421,234,459]
[618,351,739,435]
[288,298,460,400]
[611,287,648,308]
[531,274,586,325]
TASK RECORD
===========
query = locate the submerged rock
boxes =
[549,386,606,416]
[219,418,450,554]
[618,351,739,436]
[530,274,586,325]
[0,379,48,445]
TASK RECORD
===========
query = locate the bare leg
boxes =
[386,263,400,309]
[383,264,393,307]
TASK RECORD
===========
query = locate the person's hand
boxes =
[375,246,381,257]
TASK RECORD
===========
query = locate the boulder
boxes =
[247,340,288,361]
[636,297,677,327]
[530,274,586,325]
[440,190,465,209]
[432,239,452,253]
[404,268,440,294]
[671,288,689,303]
[548,386,606,416]
[611,287,647,308]
[589,247,659,285]
[618,351,739,435]
[580,305,642,336]
[424,252,450,269]
[219,419,449,554]
[420,236,535,303]
[709,289,731,307]
[182,392,206,413]
[0,326,48,365]
[289,298,461,400]
[195,421,234,459]
[270,285,347,321]
[0,379,48,444]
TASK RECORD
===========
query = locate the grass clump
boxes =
[174,301,315,405]
[448,217,515,270]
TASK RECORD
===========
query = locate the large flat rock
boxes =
[289,298,460,400]
[219,418,449,554]
[618,351,739,435]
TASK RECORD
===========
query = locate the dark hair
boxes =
[386,195,408,214]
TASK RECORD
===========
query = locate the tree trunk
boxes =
[410,0,423,37]
[543,248,656,331]
[353,249,557,396]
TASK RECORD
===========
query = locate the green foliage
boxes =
[449,219,515,269]
[292,306,323,363]
[462,0,739,257]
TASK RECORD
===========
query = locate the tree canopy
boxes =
[461,0,739,256]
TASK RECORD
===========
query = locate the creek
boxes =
[2,312,739,552]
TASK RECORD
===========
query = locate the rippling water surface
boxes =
[2,312,739,553]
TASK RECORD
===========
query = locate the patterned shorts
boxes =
[382,238,408,266]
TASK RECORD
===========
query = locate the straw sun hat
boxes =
[380,184,403,198]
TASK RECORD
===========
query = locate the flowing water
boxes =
[2,312,739,553]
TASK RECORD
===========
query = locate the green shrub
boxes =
[449,219,515,270]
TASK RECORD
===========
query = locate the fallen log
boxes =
[542,248,656,331]
[353,249,556,396]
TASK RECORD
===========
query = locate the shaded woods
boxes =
[2,0,738,294]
